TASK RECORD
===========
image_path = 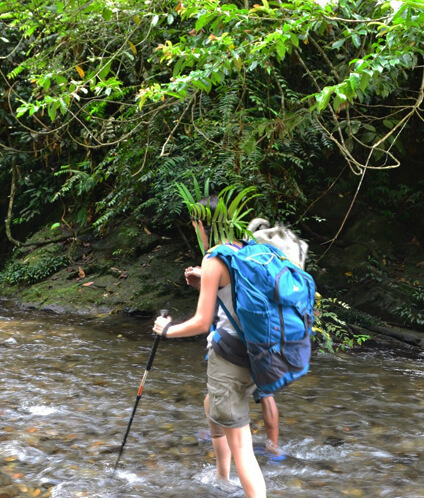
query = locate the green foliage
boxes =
[15,172,57,224]
[313,295,371,353]
[394,286,424,328]
[49,162,101,227]
[0,0,423,351]
[364,175,424,223]
[144,0,424,175]
[53,161,99,194]
[176,180,260,253]
[2,0,422,240]
[0,255,69,286]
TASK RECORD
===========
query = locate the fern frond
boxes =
[176,182,260,254]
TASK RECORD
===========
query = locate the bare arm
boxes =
[153,255,227,338]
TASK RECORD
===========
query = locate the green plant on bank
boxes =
[313,295,370,353]
[0,255,69,286]
[393,286,424,328]
[51,161,99,227]
[344,255,391,286]
[364,174,424,223]
[176,180,261,254]
[363,256,390,283]
[335,304,381,329]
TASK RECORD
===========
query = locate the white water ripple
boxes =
[20,401,61,416]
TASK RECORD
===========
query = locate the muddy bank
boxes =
[0,224,199,320]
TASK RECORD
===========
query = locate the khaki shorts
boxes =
[207,348,256,428]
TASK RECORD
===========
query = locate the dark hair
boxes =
[197,195,219,212]
[193,195,220,238]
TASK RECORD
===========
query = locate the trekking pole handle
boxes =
[146,309,169,372]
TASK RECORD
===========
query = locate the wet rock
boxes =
[0,471,14,487]
[0,337,18,347]
[322,436,346,447]
[393,454,420,466]
[180,435,198,446]
[0,484,21,497]
[342,488,363,497]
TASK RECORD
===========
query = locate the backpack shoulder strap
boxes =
[216,296,244,342]
[208,242,247,343]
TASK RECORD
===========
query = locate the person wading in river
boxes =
[153,194,266,498]
[184,263,282,457]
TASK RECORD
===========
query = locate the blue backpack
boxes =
[209,240,316,394]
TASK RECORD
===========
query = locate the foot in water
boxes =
[196,429,212,442]
[265,438,283,455]
[254,439,286,462]
[197,429,286,462]
[195,465,243,495]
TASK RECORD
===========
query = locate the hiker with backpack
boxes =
[184,212,314,459]
[153,190,315,498]
[184,263,282,457]
[153,195,267,498]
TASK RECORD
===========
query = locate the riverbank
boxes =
[0,223,198,319]
[1,217,423,351]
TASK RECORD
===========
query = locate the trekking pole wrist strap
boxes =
[162,322,172,340]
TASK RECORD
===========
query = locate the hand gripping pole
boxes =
[113,309,168,473]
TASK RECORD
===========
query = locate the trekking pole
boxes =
[113,309,169,474]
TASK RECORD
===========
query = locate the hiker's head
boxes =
[193,195,219,234]
[178,184,258,254]
[191,195,222,251]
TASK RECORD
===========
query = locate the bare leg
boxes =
[204,394,231,480]
[224,425,266,498]
[260,396,280,454]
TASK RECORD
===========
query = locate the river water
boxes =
[1,302,423,497]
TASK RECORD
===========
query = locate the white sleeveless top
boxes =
[206,256,243,348]
[215,284,241,337]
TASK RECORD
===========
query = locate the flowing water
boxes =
[1,301,423,497]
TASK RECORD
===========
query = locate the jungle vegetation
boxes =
[1,0,424,343]
[1,0,423,238]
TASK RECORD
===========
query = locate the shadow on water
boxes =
[1,302,423,497]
